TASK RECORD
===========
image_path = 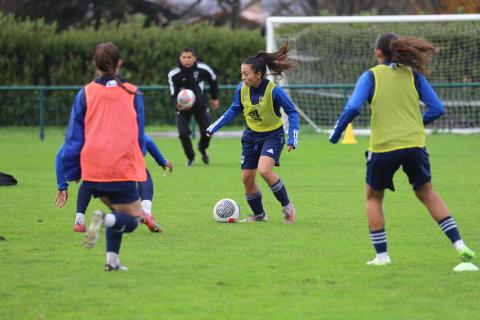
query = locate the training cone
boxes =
[453,262,479,272]
[341,123,357,144]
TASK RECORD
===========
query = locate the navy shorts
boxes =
[240,127,285,170]
[83,181,140,204]
[365,147,432,191]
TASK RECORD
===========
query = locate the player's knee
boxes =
[178,132,190,140]
[242,174,255,187]
[414,183,432,203]
[257,166,272,179]
[415,189,430,203]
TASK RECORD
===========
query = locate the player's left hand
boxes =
[55,190,68,208]
[287,145,295,152]
[210,99,220,110]
[162,160,174,173]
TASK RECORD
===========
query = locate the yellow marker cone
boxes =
[341,123,357,144]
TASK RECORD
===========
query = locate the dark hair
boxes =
[93,42,135,94]
[243,43,296,78]
[375,32,438,75]
[179,47,197,57]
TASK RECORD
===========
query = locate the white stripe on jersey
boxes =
[167,67,181,96]
[197,63,217,81]
[207,116,224,133]
[292,129,299,147]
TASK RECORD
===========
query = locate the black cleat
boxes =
[201,154,209,164]
[199,149,209,164]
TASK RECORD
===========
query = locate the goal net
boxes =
[266,15,480,134]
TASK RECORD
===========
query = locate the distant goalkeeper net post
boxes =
[266,15,480,134]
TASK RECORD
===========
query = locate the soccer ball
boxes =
[177,89,196,109]
[213,199,239,223]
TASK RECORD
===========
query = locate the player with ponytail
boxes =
[330,33,475,266]
[207,43,299,223]
[62,42,148,271]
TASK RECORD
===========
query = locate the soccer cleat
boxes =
[459,246,476,262]
[186,159,195,167]
[283,203,295,224]
[199,149,209,164]
[104,264,128,272]
[83,210,104,249]
[140,212,162,233]
[239,213,268,223]
[73,223,86,233]
[366,254,391,266]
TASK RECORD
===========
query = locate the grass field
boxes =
[0,133,479,319]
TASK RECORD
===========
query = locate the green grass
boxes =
[0,133,479,319]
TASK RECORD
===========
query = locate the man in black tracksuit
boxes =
[168,47,219,166]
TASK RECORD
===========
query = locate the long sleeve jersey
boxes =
[329,62,445,144]
[207,79,300,147]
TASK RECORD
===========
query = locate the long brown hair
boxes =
[243,43,296,78]
[93,42,136,94]
[375,33,438,75]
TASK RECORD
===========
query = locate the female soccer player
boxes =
[62,42,148,271]
[55,135,173,233]
[207,43,299,223]
[329,33,475,265]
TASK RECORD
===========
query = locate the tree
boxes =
[267,0,414,16]
[0,0,178,30]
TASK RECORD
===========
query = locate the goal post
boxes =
[266,14,480,134]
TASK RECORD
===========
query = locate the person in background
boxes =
[168,47,219,166]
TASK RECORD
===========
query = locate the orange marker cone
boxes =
[341,123,357,144]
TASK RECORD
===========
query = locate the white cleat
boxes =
[239,214,268,223]
[283,203,295,224]
[366,255,391,266]
[83,210,105,249]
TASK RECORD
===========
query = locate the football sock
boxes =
[269,178,290,207]
[437,216,462,246]
[370,228,387,254]
[138,169,154,202]
[246,191,265,216]
[76,182,92,214]
[106,229,123,254]
[104,213,139,255]
[141,200,152,214]
[75,212,85,225]
[104,212,139,233]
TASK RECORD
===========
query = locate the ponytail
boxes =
[93,42,137,95]
[375,33,438,75]
[243,43,296,78]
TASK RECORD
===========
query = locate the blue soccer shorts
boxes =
[240,131,285,170]
[83,181,140,204]
[365,147,432,191]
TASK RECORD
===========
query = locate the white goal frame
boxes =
[266,14,480,135]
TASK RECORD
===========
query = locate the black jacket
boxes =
[167,61,218,113]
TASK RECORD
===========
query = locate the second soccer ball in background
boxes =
[177,89,196,110]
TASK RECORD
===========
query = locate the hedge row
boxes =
[0,14,265,85]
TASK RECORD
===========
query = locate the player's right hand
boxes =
[55,190,68,208]
[162,160,174,173]
[176,104,191,112]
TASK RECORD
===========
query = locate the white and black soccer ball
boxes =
[177,89,196,109]
[213,199,239,223]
